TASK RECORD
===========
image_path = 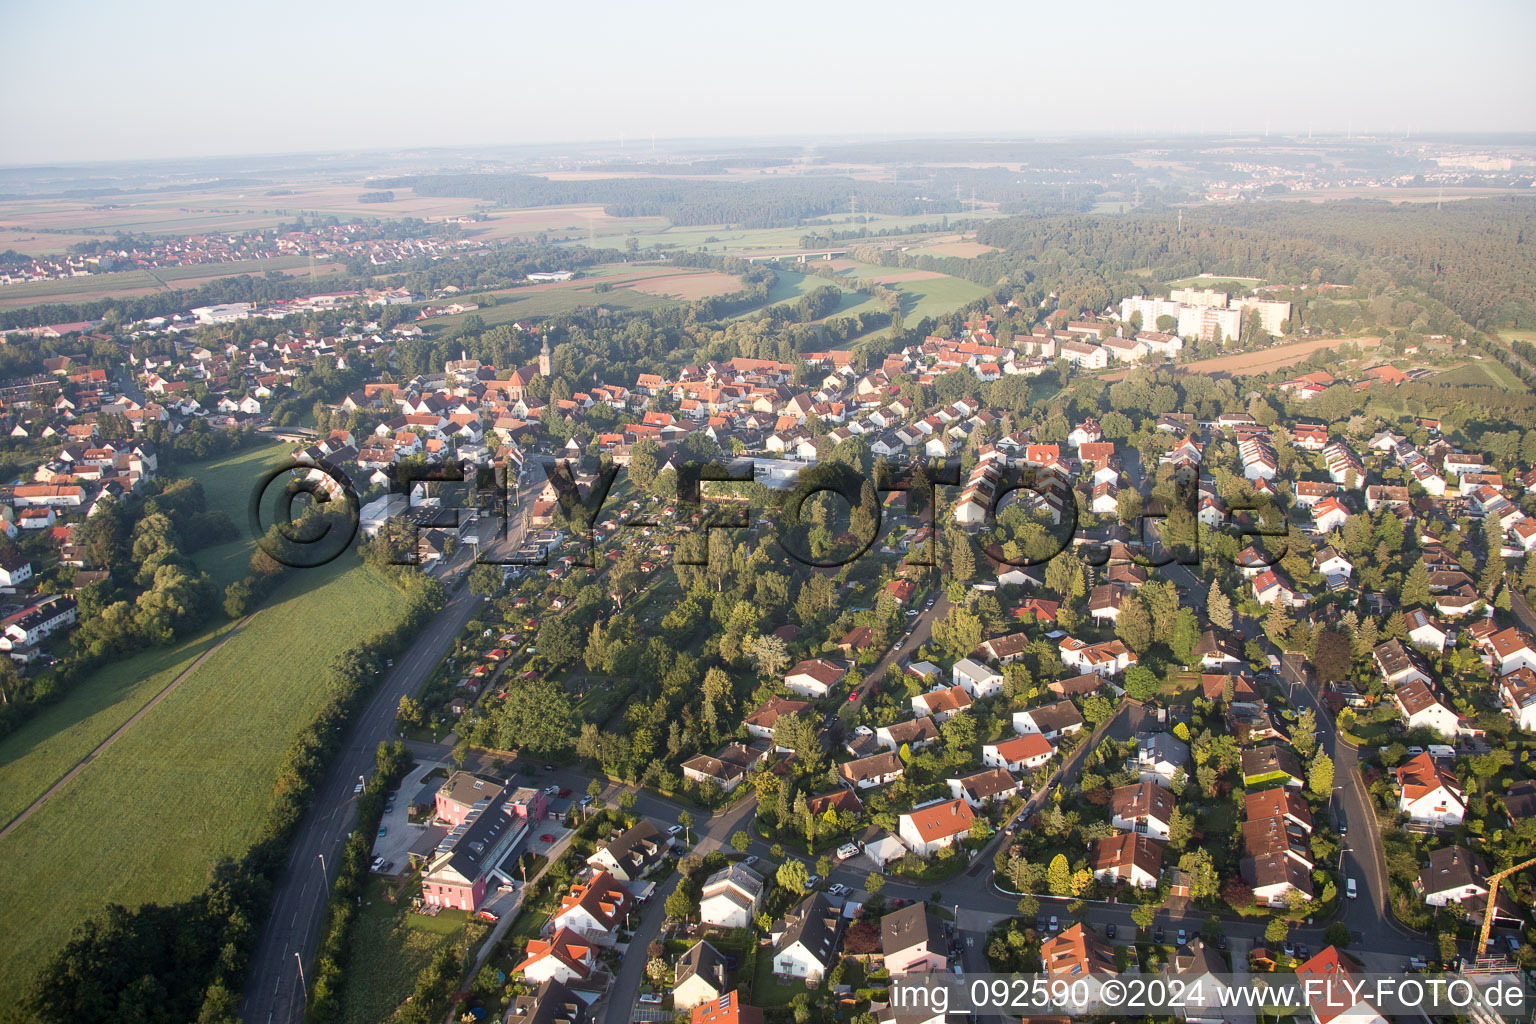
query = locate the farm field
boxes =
[903,239,997,258]
[622,270,741,300]
[423,279,674,333]
[0,555,408,1005]
[1103,335,1382,381]
[0,255,344,308]
[1434,359,1526,389]
[1165,274,1266,289]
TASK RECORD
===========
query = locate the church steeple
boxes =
[538,334,551,377]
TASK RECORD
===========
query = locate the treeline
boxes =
[388,173,963,228]
[24,561,446,1024]
[966,197,1536,331]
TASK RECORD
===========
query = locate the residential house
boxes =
[1012,700,1085,740]
[881,902,947,976]
[587,820,669,882]
[951,658,1005,699]
[699,864,765,929]
[947,767,1021,809]
[771,893,844,981]
[897,799,975,857]
[674,940,730,1010]
[784,658,847,697]
[839,751,905,790]
[1396,751,1466,826]
[1110,780,1175,840]
[1090,833,1164,888]
[1415,846,1489,908]
[983,733,1054,772]
[550,871,632,945]
[1240,745,1305,788]
[911,684,972,722]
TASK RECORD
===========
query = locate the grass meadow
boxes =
[0,556,407,1004]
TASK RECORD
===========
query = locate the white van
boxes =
[1346,878,1358,899]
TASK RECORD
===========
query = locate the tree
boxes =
[1123,665,1161,702]
[396,694,425,729]
[777,859,809,894]
[1131,903,1156,933]
[1178,848,1220,901]
[865,872,884,896]
[1265,918,1290,946]
[1401,560,1432,608]
[678,811,694,845]
[1169,608,1201,664]
[1292,709,1318,760]
[1263,601,1293,646]
[1047,854,1073,896]
[731,831,751,853]
[1116,599,1153,654]
[1168,808,1194,849]
[749,633,789,679]
[1309,753,1335,799]
[587,777,604,803]
[665,886,697,921]
[1209,579,1234,631]
[1313,629,1352,685]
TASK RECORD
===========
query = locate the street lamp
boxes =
[318,853,326,881]
[294,951,306,998]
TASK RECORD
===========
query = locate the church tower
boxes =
[538,334,552,377]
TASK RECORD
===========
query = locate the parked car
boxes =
[836,842,861,861]
[1105,924,1116,940]
[668,824,684,836]
[744,856,758,867]
[1177,929,1187,947]
[539,833,556,842]
[1347,878,1358,899]
[1048,916,1059,934]
[557,788,571,798]
[1155,926,1165,943]
[377,826,387,838]
[806,873,822,888]
[371,856,385,872]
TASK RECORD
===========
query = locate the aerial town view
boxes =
[1,3,1535,1024]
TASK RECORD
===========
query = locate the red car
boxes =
[540,833,556,842]
[558,788,572,798]
[848,690,859,702]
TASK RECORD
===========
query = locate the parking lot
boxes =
[369,762,440,874]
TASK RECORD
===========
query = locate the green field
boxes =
[184,441,295,590]
[0,629,234,828]
[1166,275,1265,289]
[0,441,295,833]
[424,284,672,332]
[0,255,321,304]
[0,556,407,1004]
[1434,360,1526,389]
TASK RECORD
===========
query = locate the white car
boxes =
[668,824,684,836]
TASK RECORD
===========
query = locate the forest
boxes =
[387,173,965,227]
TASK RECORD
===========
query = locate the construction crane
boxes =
[1478,855,1536,958]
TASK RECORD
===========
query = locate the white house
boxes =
[699,864,764,930]
[1396,752,1466,827]
[951,658,1005,699]
[784,658,846,698]
[983,734,1054,772]
[897,799,975,857]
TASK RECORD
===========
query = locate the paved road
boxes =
[242,465,543,1024]
[240,556,483,1024]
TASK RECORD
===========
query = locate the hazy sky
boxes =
[3,0,1534,165]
